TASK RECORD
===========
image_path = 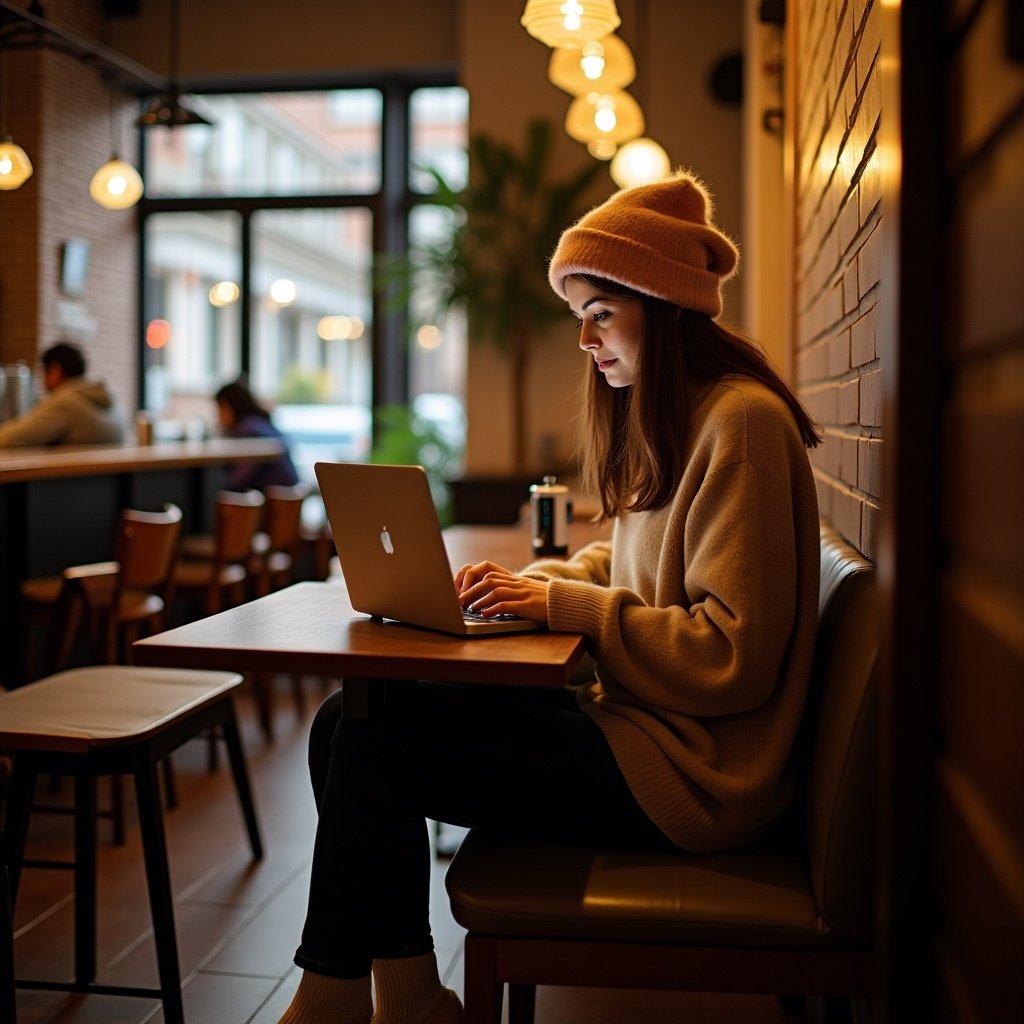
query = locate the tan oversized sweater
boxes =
[525,378,820,852]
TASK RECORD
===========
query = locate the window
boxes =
[139,80,469,481]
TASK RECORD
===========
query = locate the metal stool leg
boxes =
[133,757,184,1024]
[1,864,16,1024]
[73,775,97,986]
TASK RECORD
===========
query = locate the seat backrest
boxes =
[263,483,309,555]
[214,490,266,565]
[801,522,879,945]
[116,503,183,593]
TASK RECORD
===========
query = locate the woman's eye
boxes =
[593,310,609,323]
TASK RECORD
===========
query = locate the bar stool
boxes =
[0,665,263,1024]
[173,490,265,617]
[249,483,310,597]
[20,503,183,679]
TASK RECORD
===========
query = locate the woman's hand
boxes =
[454,561,550,622]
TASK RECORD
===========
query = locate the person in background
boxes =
[0,342,126,446]
[277,172,822,1024]
[215,379,299,491]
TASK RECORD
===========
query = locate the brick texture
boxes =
[0,0,138,414]
[793,0,882,555]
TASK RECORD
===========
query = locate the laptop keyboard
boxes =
[461,608,525,623]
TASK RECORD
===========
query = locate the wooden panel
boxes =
[943,395,1024,578]
[934,769,1024,1022]
[940,580,1024,854]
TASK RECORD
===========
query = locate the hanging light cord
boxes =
[0,48,8,137]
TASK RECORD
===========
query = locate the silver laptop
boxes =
[314,462,544,636]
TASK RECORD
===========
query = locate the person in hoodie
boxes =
[0,343,126,446]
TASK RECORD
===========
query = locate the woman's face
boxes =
[564,276,644,388]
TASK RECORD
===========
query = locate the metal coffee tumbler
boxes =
[530,475,570,556]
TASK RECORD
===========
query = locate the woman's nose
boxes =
[578,323,598,350]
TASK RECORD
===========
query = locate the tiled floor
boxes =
[5,677,800,1023]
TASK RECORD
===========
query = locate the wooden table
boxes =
[133,519,610,713]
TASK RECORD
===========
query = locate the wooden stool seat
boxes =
[0,665,263,1024]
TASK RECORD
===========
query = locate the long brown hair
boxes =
[574,274,820,520]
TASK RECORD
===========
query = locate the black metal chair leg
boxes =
[133,757,184,1024]
[1,761,37,900]
[73,774,97,986]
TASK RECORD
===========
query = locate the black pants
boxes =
[293,680,676,978]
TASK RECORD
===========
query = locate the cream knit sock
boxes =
[371,952,463,1024]
[277,969,373,1024]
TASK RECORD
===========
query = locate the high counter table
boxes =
[0,438,284,687]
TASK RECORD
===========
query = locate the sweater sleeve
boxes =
[0,397,69,446]
[521,540,612,585]
[549,459,801,718]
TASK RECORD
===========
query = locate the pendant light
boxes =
[548,33,635,95]
[91,78,143,209]
[609,0,671,188]
[521,0,621,49]
[565,88,644,147]
[90,157,143,209]
[0,49,32,190]
[610,137,671,187]
[135,0,212,128]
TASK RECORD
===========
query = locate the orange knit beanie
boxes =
[548,171,739,318]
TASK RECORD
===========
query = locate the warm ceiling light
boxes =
[0,49,32,190]
[89,156,143,209]
[0,137,32,189]
[610,137,672,188]
[520,0,620,49]
[565,89,644,146]
[135,0,213,128]
[136,90,212,128]
[548,34,635,95]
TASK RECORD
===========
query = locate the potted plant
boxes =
[380,119,604,482]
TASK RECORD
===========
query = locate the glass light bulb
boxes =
[580,54,605,79]
[0,140,33,190]
[610,138,672,188]
[561,0,583,31]
[89,157,143,209]
[594,105,617,132]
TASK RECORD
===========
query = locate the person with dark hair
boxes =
[215,379,299,491]
[0,342,126,446]
[277,173,821,1024]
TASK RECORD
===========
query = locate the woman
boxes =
[215,379,300,491]
[278,173,821,1024]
